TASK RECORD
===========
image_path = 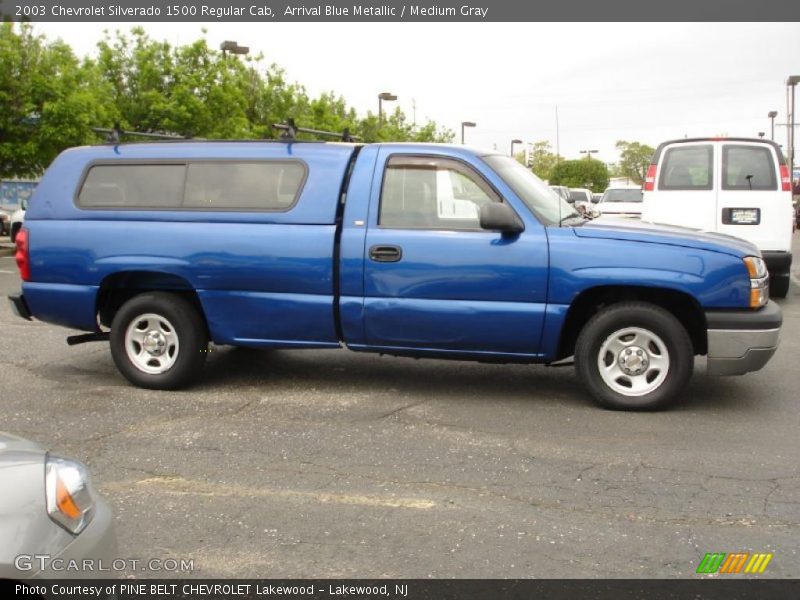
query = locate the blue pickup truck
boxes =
[9,139,782,410]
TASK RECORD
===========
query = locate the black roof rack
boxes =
[90,120,360,145]
[92,123,193,143]
[273,119,360,142]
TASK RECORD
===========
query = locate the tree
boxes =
[2,26,453,177]
[96,28,255,138]
[0,23,112,178]
[526,140,562,181]
[94,28,453,144]
[549,159,609,192]
[615,140,655,185]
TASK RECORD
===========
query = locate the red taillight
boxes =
[780,164,791,192]
[15,227,30,282]
[643,164,657,192]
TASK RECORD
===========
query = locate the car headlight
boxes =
[45,455,96,534]
[743,256,769,308]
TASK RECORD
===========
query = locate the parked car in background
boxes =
[10,197,27,243]
[549,185,571,203]
[0,208,10,236]
[0,432,116,580]
[597,185,643,218]
[1,180,37,238]
[794,197,800,229]
[592,192,603,203]
[642,137,794,297]
[569,188,594,212]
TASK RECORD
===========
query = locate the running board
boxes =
[67,332,110,346]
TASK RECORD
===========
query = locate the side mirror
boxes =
[479,203,524,234]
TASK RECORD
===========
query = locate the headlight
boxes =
[743,256,769,308]
[743,256,767,279]
[45,455,96,534]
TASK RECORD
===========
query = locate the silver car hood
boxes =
[0,431,46,456]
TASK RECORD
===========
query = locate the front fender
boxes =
[547,228,750,308]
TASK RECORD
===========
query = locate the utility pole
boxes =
[555,105,560,163]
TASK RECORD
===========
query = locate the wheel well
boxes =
[557,286,707,360]
[96,271,207,332]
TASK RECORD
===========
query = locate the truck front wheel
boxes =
[575,302,693,411]
[109,292,208,390]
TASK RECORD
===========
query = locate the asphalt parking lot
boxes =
[1,234,799,579]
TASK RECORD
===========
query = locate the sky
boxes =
[31,22,800,164]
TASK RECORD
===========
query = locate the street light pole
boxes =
[461,121,476,144]
[510,139,523,157]
[768,110,778,141]
[378,92,397,127]
[219,40,250,58]
[787,76,799,175]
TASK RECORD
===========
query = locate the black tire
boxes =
[10,223,20,243]
[575,302,694,411]
[769,273,790,298]
[109,292,208,390]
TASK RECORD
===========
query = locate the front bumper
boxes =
[30,498,117,579]
[8,294,32,320]
[705,301,782,376]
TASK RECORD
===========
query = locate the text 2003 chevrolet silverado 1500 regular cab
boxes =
[8,139,782,410]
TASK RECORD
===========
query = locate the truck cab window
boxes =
[379,156,499,229]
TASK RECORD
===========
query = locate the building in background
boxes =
[1,180,38,212]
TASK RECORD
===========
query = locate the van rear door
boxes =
[647,142,716,231]
[716,142,789,252]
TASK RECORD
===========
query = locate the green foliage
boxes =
[1,25,453,177]
[549,158,609,192]
[527,140,562,181]
[0,23,112,178]
[615,140,655,185]
[107,25,452,141]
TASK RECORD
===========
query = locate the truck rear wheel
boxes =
[109,292,208,390]
[575,302,693,411]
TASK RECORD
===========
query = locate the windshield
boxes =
[483,155,574,226]
[569,191,587,202]
[601,188,643,203]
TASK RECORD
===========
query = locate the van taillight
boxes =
[643,165,657,191]
[15,227,30,282]
[780,164,791,192]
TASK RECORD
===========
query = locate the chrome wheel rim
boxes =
[597,327,669,397]
[124,313,179,375]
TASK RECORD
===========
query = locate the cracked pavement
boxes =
[1,236,799,578]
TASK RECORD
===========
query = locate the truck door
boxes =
[360,152,549,358]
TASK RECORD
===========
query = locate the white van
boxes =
[642,138,794,297]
